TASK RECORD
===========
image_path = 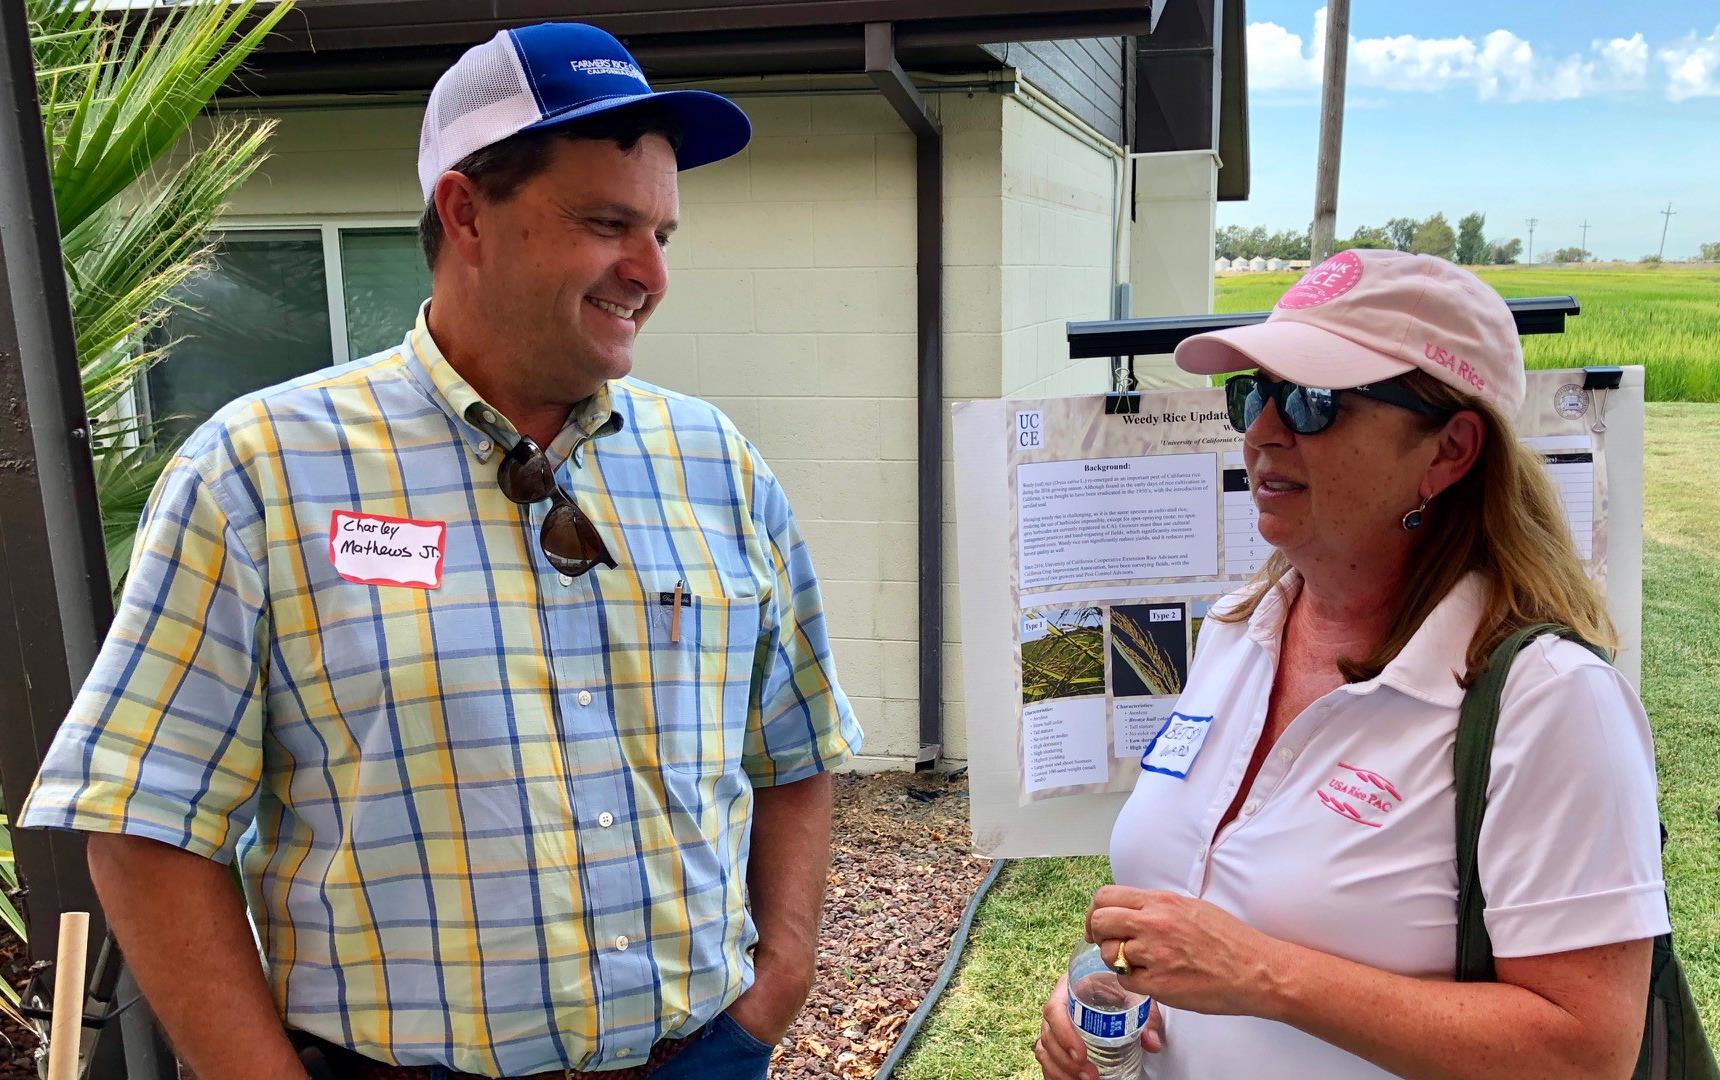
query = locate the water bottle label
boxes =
[1069,996,1151,1039]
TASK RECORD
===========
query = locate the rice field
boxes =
[1215,263,1720,403]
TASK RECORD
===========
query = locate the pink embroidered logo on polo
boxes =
[1276,250,1364,310]
[1336,760,1402,800]
[1315,761,1400,828]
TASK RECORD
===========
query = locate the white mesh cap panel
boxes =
[417,32,541,200]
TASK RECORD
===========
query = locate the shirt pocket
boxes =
[645,587,761,776]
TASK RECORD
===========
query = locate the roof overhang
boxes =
[1134,0,1248,200]
[228,0,1169,94]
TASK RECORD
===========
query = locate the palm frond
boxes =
[96,437,179,588]
[27,0,294,591]
[34,0,293,234]
[1,816,27,1028]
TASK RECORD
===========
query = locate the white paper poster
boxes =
[1525,434,1598,562]
[1017,454,1219,589]
[953,369,1639,854]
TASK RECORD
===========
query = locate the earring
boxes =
[1401,494,1431,531]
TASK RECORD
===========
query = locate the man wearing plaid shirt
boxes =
[21,22,861,1080]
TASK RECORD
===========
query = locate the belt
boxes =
[291,1028,699,1080]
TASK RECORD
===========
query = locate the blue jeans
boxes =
[653,1013,774,1080]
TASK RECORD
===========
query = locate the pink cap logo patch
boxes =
[1277,250,1363,310]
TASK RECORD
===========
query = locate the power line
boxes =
[1525,218,1538,264]
[1579,220,1590,263]
[1657,203,1676,261]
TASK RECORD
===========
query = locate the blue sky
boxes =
[1218,2,1720,260]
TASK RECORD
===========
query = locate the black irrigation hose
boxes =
[873,857,1009,1080]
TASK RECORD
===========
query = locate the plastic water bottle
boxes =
[1066,943,1150,1079]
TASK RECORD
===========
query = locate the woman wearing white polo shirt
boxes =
[1036,250,1668,1080]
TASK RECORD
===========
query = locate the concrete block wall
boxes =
[996,95,1123,400]
[209,105,424,216]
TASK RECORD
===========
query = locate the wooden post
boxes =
[1310,0,1351,262]
[47,911,90,1080]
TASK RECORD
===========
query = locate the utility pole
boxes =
[1657,203,1676,260]
[1310,0,1351,262]
[1579,220,1589,263]
[1525,218,1538,264]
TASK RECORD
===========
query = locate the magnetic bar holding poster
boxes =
[951,367,1645,859]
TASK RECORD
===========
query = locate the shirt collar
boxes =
[401,300,623,465]
[1244,569,1484,709]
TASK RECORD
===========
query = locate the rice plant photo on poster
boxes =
[1021,607,1107,705]
[1109,602,1190,698]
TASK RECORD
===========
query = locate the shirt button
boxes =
[1276,747,1294,763]
[559,574,574,587]
[1243,798,1261,816]
[615,935,630,951]
[616,1048,632,1059]
[598,811,615,828]
[481,409,496,423]
[578,689,593,706]
[476,439,492,454]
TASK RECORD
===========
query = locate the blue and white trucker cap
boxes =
[417,22,752,201]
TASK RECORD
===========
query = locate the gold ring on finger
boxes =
[1110,940,1131,976]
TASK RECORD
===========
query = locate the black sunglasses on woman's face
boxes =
[1224,373,1452,436]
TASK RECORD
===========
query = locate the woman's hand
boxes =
[1086,887,1282,1017]
[1036,972,1165,1080]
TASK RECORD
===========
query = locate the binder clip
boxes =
[1582,366,1622,435]
[1104,393,1141,415]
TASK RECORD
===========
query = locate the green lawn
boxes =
[898,403,1720,1078]
[1213,265,1720,403]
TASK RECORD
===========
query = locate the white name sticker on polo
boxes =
[1140,712,1212,779]
[329,510,445,589]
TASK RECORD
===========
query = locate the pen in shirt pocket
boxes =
[659,578,689,642]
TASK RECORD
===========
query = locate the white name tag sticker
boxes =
[1140,712,1212,779]
[329,510,445,589]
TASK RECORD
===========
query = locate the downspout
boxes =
[864,23,943,769]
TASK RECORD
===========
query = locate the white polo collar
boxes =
[1242,570,1485,710]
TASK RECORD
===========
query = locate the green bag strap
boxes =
[1454,626,1720,1080]
[1453,622,1608,983]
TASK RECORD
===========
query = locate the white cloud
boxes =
[1244,12,1661,102]
[1246,17,1321,91]
[1659,25,1720,101]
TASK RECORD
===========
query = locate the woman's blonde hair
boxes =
[1212,369,1614,686]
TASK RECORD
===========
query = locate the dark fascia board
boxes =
[1216,0,1249,200]
[259,0,1159,54]
[230,1,1163,93]
[1132,0,1248,200]
[1066,296,1581,358]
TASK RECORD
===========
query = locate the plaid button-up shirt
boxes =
[22,307,861,1076]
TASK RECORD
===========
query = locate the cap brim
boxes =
[1173,320,1413,389]
[521,89,752,170]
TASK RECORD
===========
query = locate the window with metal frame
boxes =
[143,222,430,441]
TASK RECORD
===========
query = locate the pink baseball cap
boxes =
[1175,249,1526,416]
